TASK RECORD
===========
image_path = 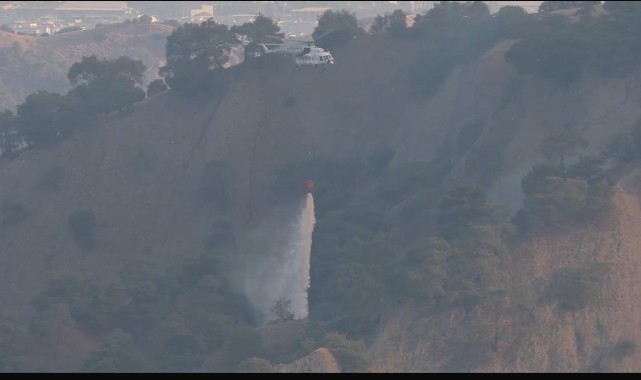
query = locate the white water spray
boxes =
[241,193,316,323]
[289,192,315,318]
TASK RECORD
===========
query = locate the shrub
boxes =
[82,329,147,372]
[542,262,608,312]
[146,79,168,97]
[611,339,636,359]
[323,332,372,373]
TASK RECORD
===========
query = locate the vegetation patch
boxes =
[323,332,372,373]
[541,262,609,313]
[611,339,636,360]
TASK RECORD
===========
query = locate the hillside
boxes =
[369,176,641,372]
[0,22,173,111]
[3,3,641,372]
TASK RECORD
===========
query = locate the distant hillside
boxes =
[0,22,173,111]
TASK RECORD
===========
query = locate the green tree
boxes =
[369,9,407,36]
[406,237,450,301]
[576,1,600,19]
[270,298,294,322]
[521,164,566,196]
[67,55,146,116]
[521,176,589,227]
[437,183,494,243]
[160,19,238,94]
[157,333,206,371]
[369,15,386,34]
[538,1,585,13]
[231,13,284,60]
[0,110,17,156]
[67,55,145,87]
[566,155,605,181]
[17,91,69,146]
[387,9,407,36]
[493,5,531,37]
[312,10,365,50]
[541,129,589,169]
[82,329,147,372]
[602,1,641,13]
[146,79,168,97]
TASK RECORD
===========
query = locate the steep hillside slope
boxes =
[0,23,172,111]
[3,21,641,372]
[0,91,225,318]
[369,178,641,372]
[2,29,641,323]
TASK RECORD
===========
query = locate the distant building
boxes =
[190,4,213,23]
[6,1,137,26]
[54,1,137,22]
[290,7,332,23]
[228,14,255,25]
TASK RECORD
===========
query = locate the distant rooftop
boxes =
[291,7,332,13]
[12,1,61,10]
[55,1,130,12]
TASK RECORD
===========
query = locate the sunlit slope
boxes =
[0,23,172,110]
[1,26,641,330]
[370,178,641,372]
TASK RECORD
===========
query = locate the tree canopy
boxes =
[370,9,407,36]
[231,13,284,60]
[312,10,365,50]
[67,55,146,117]
[160,19,238,94]
[541,129,589,168]
[17,91,69,146]
[67,55,145,88]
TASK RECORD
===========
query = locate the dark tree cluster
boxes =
[0,55,148,153]
[312,10,366,50]
[231,13,284,60]
[514,129,613,233]
[370,9,407,36]
[160,15,284,94]
[506,1,641,87]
